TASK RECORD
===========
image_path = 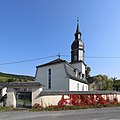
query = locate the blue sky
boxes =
[0,0,120,78]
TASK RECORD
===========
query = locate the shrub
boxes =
[58,94,119,107]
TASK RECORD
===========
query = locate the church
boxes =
[35,20,88,91]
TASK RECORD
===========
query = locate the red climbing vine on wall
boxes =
[58,94,118,107]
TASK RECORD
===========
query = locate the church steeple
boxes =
[71,19,84,63]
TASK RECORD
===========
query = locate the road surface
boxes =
[0,107,120,120]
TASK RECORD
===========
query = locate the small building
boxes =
[35,20,88,91]
[0,82,43,108]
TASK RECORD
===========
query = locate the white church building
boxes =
[35,20,88,91]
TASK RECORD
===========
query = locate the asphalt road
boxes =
[0,107,120,120]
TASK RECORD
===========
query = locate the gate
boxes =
[16,92,32,108]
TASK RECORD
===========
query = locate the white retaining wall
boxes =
[35,91,120,107]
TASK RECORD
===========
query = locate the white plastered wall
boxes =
[69,79,88,91]
[34,93,120,108]
[2,87,7,96]
[37,95,69,108]
[35,63,69,91]
[6,88,16,108]
[32,87,43,106]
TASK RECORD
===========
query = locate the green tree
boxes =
[85,65,91,78]
[92,74,113,90]
[112,79,120,91]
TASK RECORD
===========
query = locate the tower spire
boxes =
[76,17,80,33]
[74,17,82,39]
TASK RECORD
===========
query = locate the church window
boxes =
[82,74,85,79]
[48,69,51,89]
[74,51,77,61]
[74,69,78,77]
[82,85,84,91]
[77,83,79,91]
[75,70,78,77]
[79,72,82,79]
[74,55,77,61]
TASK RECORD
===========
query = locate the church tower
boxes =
[70,19,86,80]
[71,19,84,62]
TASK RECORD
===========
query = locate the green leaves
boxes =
[91,74,113,90]
[85,65,91,78]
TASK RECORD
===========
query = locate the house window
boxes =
[48,68,51,89]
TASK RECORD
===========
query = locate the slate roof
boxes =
[0,82,43,87]
[39,90,120,96]
[0,82,7,87]
[70,60,86,66]
[0,86,5,89]
[64,62,88,84]
[36,58,88,84]
[36,58,66,68]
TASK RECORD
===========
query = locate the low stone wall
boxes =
[35,91,120,107]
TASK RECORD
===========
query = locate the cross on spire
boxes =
[57,52,60,59]
[77,17,79,22]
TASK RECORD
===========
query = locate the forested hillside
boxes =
[0,72,35,82]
